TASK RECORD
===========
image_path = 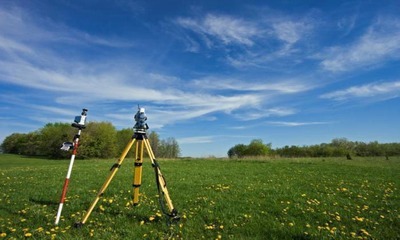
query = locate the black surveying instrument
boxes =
[75,107,179,227]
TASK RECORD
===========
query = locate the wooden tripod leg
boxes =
[75,138,136,227]
[132,139,144,205]
[143,139,178,219]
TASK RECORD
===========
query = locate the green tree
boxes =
[158,137,180,158]
[79,122,117,158]
[227,144,248,158]
[148,131,160,156]
[38,122,73,158]
[1,133,27,154]
[115,128,134,157]
[245,139,271,156]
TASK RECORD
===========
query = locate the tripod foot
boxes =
[169,209,180,222]
[74,222,84,228]
[171,215,181,222]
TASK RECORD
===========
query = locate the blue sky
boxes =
[1,0,399,157]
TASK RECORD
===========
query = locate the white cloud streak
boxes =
[176,14,259,46]
[320,17,400,72]
[174,12,315,69]
[177,136,214,144]
[266,121,331,127]
[321,81,400,101]
[192,77,312,93]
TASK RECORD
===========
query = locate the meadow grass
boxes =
[0,154,399,239]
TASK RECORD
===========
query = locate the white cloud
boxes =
[0,7,133,52]
[272,20,308,45]
[266,121,331,127]
[175,12,315,70]
[321,81,400,101]
[192,77,312,93]
[320,17,400,72]
[176,13,259,46]
[177,136,214,144]
[233,107,296,121]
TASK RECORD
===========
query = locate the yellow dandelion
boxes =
[149,216,155,221]
[1,233,7,238]
[220,225,224,229]
[140,220,145,225]
[205,224,215,230]
[360,229,370,236]
[354,216,364,222]
[24,233,32,237]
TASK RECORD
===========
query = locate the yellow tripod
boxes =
[75,131,179,227]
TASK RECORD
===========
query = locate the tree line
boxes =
[1,122,180,159]
[228,138,400,159]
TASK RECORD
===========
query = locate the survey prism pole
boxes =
[55,109,87,225]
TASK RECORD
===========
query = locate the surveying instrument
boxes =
[55,108,88,225]
[75,107,179,227]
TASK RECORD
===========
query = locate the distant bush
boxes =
[274,138,400,158]
[227,139,271,159]
[227,137,400,159]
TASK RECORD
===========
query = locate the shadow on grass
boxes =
[29,197,58,206]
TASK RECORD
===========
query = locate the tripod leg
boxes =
[132,139,144,205]
[143,139,179,220]
[75,138,136,227]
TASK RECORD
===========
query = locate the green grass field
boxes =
[1,154,399,239]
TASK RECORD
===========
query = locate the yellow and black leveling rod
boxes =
[74,107,179,227]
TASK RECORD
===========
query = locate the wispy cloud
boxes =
[177,136,214,144]
[319,17,400,72]
[175,13,259,47]
[321,81,400,101]
[337,15,357,36]
[233,107,297,121]
[174,11,315,69]
[192,77,312,93]
[0,7,133,48]
[266,121,331,127]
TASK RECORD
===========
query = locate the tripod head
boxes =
[72,108,88,129]
[133,106,149,133]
